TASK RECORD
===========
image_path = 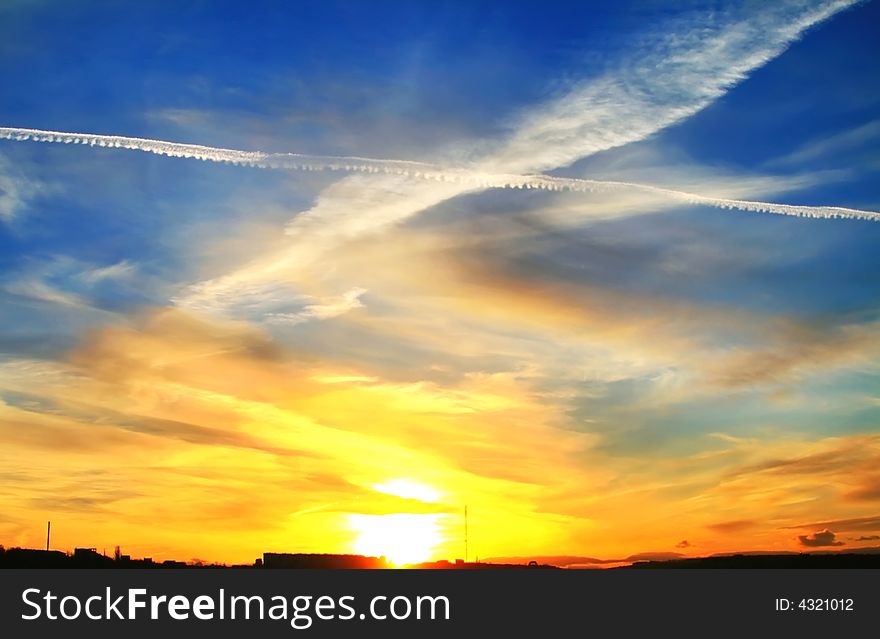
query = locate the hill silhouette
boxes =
[486,547,880,569]
[623,552,880,569]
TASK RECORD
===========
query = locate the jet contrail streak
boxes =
[2,126,878,222]
[0,126,435,174]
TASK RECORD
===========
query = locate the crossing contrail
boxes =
[2,126,878,222]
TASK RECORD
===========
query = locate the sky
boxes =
[0,0,879,566]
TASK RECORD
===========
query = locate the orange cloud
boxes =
[0,308,601,563]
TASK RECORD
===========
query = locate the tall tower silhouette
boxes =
[464,506,468,563]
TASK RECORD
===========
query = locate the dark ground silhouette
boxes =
[2,545,878,569]
[622,553,880,569]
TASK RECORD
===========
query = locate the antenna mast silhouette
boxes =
[464,506,468,563]
[46,521,50,551]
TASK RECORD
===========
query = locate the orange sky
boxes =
[1,287,878,564]
[1,0,879,567]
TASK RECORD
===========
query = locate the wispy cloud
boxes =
[3,278,88,308]
[706,520,757,534]
[266,287,367,326]
[0,2,872,325]
[77,260,136,285]
[769,119,880,168]
[0,255,143,314]
[0,307,598,560]
[162,2,874,317]
[0,153,41,222]
[484,0,861,173]
[0,1,875,562]
[785,515,880,532]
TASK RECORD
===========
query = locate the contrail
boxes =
[0,126,435,174]
[2,126,879,222]
[492,174,880,222]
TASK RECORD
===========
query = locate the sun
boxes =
[371,478,443,503]
[349,478,447,565]
[349,513,445,566]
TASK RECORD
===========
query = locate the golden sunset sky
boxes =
[1,0,879,565]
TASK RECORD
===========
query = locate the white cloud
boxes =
[3,278,87,308]
[78,260,136,285]
[484,0,859,174]
[1,1,866,317]
[769,119,880,168]
[0,154,40,222]
[1,256,139,313]
[266,287,367,326]
[171,1,862,316]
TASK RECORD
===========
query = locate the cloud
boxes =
[65,307,286,385]
[707,520,757,534]
[0,1,875,564]
[712,437,880,522]
[798,529,844,547]
[78,260,136,285]
[174,175,475,316]
[854,535,880,541]
[0,306,604,561]
[786,515,880,532]
[769,119,880,168]
[485,0,859,173]
[0,153,41,222]
[0,255,148,318]
[3,277,89,308]
[103,5,880,335]
[3,392,311,458]
[729,442,873,478]
[156,4,874,324]
[844,476,880,502]
[2,2,872,320]
[146,108,214,129]
[707,323,880,390]
[334,225,878,394]
[266,287,367,326]
[675,540,693,548]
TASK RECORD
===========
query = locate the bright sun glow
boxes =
[371,478,442,503]
[350,513,445,565]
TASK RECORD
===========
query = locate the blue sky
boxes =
[0,0,879,563]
